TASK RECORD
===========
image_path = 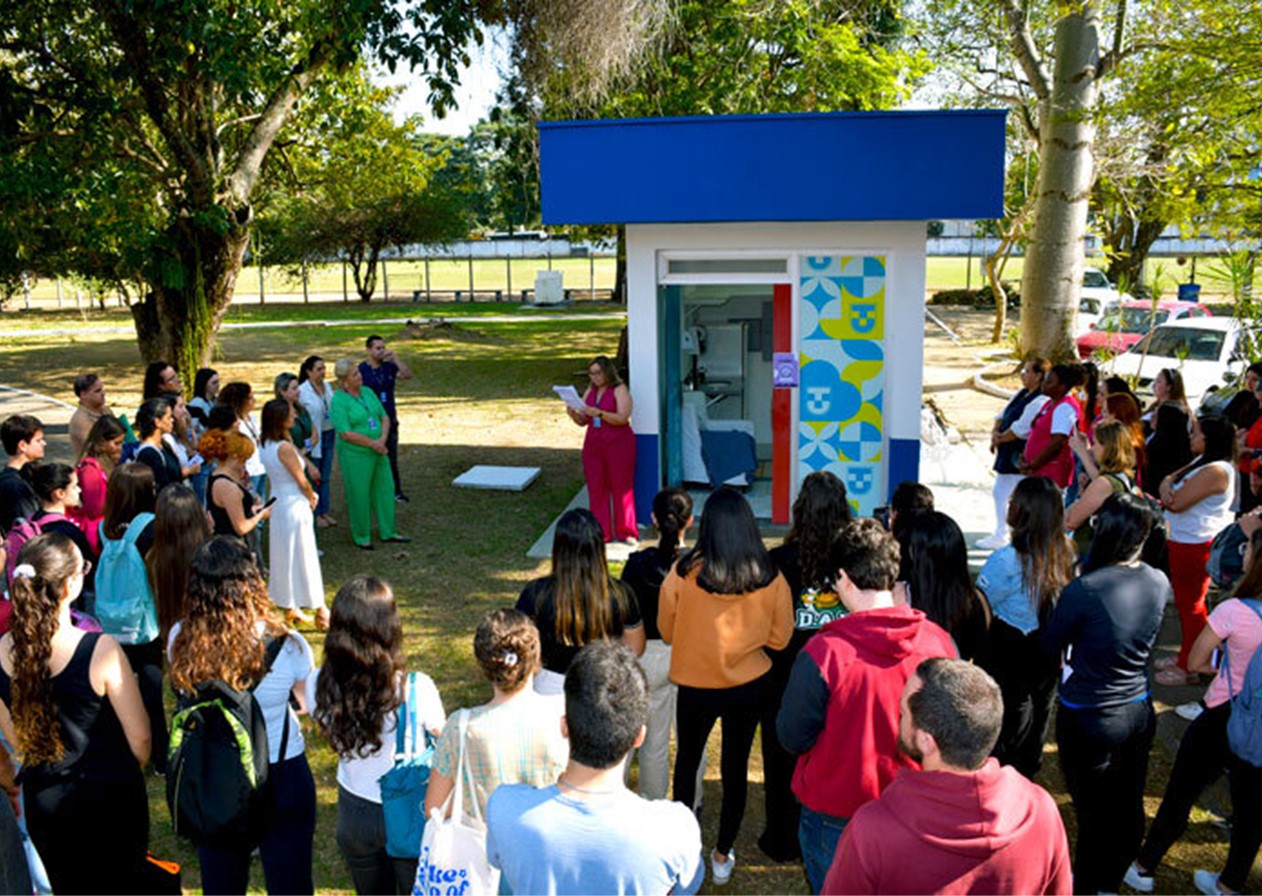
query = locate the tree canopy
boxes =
[0,0,667,376]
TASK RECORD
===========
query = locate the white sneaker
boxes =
[1123,862,1154,893]
[1194,869,1224,895]
[1176,701,1205,722]
[976,534,1009,550]
[710,849,735,885]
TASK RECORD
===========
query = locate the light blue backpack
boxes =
[94,512,159,645]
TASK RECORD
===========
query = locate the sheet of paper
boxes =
[552,385,588,412]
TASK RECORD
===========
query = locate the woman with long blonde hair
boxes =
[0,533,151,893]
[1066,420,1139,560]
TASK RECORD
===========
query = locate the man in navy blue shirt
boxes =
[359,334,413,502]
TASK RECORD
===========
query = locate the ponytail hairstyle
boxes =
[146,483,211,639]
[651,488,693,569]
[101,462,156,539]
[783,471,851,592]
[314,576,405,758]
[25,462,75,505]
[298,356,322,385]
[550,508,622,646]
[9,533,81,764]
[1007,476,1076,616]
[474,608,540,694]
[169,536,281,693]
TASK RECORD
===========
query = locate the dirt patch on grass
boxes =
[393,317,505,344]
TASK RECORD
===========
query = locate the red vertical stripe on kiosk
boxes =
[772,283,792,524]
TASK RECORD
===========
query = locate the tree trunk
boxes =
[612,225,627,305]
[348,244,379,302]
[1105,212,1166,293]
[130,217,250,385]
[1019,7,1101,362]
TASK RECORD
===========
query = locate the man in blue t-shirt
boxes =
[486,643,704,895]
[359,335,413,502]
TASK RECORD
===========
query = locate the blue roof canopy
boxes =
[539,110,1006,225]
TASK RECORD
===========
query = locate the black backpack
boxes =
[166,636,288,849]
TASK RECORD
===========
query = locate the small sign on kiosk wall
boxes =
[773,353,799,388]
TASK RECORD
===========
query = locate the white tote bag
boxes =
[412,711,501,896]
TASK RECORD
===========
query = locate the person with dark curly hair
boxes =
[760,471,851,862]
[310,576,444,894]
[423,608,567,823]
[0,532,152,894]
[168,536,316,894]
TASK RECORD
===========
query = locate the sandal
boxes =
[1155,667,1195,687]
[286,609,314,627]
[314,607,330,632]
[1155,656,1180,670]
[317,515,335,529]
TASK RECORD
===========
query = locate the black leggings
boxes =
[1057,699,1155,895]
[672,673,768,856]
[1137,701,1230,872]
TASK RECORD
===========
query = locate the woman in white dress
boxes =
[259,398,328,629]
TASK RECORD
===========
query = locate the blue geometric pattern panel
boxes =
[799,255,886,518]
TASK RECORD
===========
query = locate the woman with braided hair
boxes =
[0,532,151,893]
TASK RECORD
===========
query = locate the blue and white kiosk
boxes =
[539,110,1006,523]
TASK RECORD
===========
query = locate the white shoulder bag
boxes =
[412,710,501,896]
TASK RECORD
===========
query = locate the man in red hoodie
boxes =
[824,658,1072,894]
[777,517,957,892]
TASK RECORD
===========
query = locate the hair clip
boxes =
[11,564,36,580]
[502,651,519,667]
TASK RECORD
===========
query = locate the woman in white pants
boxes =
[981,358,1048,549]
[619,488,704,802]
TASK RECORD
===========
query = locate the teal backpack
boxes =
[94,512,158,645]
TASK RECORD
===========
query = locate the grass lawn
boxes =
[0,306,1250,893]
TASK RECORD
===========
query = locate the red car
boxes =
[1077,300,1211,359]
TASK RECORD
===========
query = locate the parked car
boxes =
[1107,317,1254,407]
[1076,267,1131,336]
[1077,295,1120,335]
[1077,299,1211,359]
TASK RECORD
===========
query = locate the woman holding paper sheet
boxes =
[566,355,638,544]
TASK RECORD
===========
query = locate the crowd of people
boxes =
[0,346,1261,895]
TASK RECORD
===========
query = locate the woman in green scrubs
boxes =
[330,359,410,550]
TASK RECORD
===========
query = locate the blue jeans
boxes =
[798,805,848,893]
[316,430,335,516]
[199,754,316,895]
